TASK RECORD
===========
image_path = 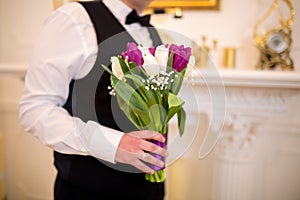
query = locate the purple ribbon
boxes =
[149,133,167,171]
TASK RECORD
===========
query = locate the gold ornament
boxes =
[254,0,295,71]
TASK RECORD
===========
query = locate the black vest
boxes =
[54,1,163,196]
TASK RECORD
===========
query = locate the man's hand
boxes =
[115,130,168,174]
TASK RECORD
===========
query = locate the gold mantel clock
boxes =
[254,0,295,71]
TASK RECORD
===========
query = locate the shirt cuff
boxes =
[75,118,124,163]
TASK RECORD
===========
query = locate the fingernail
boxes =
[150,170,154,174]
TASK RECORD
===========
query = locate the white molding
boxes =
[1,63,299,89]
[0,62,27,80]
[189,69,300,89]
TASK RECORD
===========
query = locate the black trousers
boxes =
[54,152,165,200]
[54,175,165,200]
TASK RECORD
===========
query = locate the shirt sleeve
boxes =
[18,3,124,164]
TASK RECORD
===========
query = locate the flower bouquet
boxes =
[102,42,192,182]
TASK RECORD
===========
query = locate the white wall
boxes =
[151,0,300,70]
[0,0,52,62]
[0,0,299,70]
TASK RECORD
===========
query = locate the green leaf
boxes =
[171,69,186,95]
[130,108,148,129]
[164,93,184,124]
[118,56,130,74]
[117,95,151,130]
[124,74,167,131]
[167,52,174,72]
[124,74,158,105]
[177,107,186,136]
[112,76,153,128]
[129,62,137,70]
[149,104,167,132]
[101,64,114,76]
[112,76,147,112]
[119,94,152,129]
[117,96,141,128]
[168,92,184,108]
[129,63,150,79]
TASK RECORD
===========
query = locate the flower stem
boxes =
[145,170,165,183]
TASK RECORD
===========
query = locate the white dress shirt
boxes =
[18,0,153,163]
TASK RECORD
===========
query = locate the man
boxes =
[19,0,168,199]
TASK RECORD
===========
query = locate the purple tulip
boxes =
[149,47,156,57]
[121,42,144,67]
[169,44,191,72]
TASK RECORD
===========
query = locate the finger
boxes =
[148,132,166,143]
[140,140,168,157]
[132,159,154,174]
[140,153,164,168]
[115,148,144,164]
[132,130,166,143]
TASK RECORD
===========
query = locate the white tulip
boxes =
[111,56,123,79]
[155,45,169,72]
[142,50,160,76]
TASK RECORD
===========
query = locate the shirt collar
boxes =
[103,0,132,24]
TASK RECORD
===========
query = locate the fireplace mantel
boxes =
[1,63,299,88]
[169,68,300,200]
[1,62,300,85]
[189,69,300,88]
[0,63,27,79]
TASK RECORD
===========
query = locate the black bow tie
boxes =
[125,10,152,27]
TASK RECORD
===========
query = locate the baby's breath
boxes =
[143,71,175,92]
[108,86,116,96]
